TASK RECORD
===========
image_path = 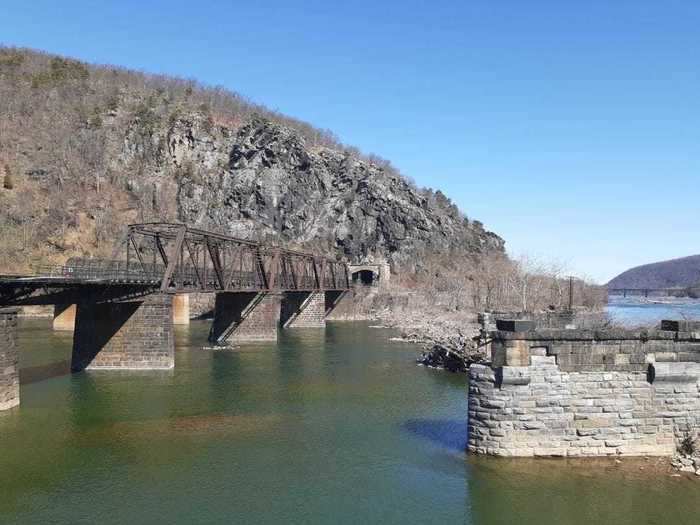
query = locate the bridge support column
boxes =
[53,303,76,331]
[209,292,280,345]
[281,292,326,328]
[324,291,347,317]
[0,308,20,410]
[172,294,190,325]
[71,294,175,371]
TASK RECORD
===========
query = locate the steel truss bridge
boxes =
[0,223,350,306]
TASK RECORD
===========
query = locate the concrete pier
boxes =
[53,303,76,331]
[71,294,175,371]
[209,292,281,344]
[0,308,20,410]
[172,294,190,325]
[281,292,326,328]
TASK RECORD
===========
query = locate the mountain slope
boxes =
[0,47,503,272]
[607,255,700,289]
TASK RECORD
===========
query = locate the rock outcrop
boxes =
[119,115,504,267]
[0,48,504,271]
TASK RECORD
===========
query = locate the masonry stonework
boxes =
[72,293,175,371]
[172,294,190,325]
[53,303,76,331]
[281,292,326,328]
[0,308,20,410]
[209,292,281,344]
[468,328,700,457]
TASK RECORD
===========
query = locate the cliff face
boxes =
[0,48,503,271]
[169,117,503,267]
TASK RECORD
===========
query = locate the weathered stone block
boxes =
[661,320,700,332]
[53,303,76,331]
[72,294,174,371]
[281,292,326,328]
[0,308,20,410]
[469,329,700,458]
[496,319,536,332]
[209,292,281,344]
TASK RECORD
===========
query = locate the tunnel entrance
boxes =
[352,269,377,286]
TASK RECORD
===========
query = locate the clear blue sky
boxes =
[3,0,699,283]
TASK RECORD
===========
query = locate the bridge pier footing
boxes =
[53,303,76,331]
[0,308,20,410]
[172,294,190,325]
[281,292,326,328]
[71,294,175,371]
[209,292,280,344]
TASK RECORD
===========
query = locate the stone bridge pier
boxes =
[53,293,191,332]
[210,290,347,345]
[71,294,175,371]
[209,292,282,345]
[469,322,700,457]
[281,292,326,328]
[0,308,20,410]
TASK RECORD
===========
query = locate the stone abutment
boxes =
[468,324,700,457]
[0,308,20,410]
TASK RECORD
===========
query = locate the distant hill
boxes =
[607,255,700,289]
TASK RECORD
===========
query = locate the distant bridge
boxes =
[0,223,351,410]
[607,287,699,298]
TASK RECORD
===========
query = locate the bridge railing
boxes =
[33,259,164,282]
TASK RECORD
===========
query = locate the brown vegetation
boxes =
[0,47,472,273]
[388,252,606,314]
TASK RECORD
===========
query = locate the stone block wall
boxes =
[53,303,76,331]
[468,328,700,457]
[172,294,190,325]
[281,292,326,328]
[0,308,19,410]
[479,310,608,332]
[189,292,216,319]
[72,294,175,371]
[210,292,280,344]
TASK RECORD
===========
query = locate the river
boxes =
[1,317,699,524]
[607,296,700,326]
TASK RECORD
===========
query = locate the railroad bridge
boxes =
[0,223,350,410]
[608,287,699,298]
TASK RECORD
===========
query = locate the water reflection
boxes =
[468,455,700,525]
[19,359,71,384]
[402,418,467,453]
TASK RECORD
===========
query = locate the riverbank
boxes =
[375,309,487,371]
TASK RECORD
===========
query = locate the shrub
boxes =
[3,165,14,190]
[679,431,696,456]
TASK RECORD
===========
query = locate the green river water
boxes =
[1,319,699,524]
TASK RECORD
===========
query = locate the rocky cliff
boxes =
[0,48,503,271]
[171,117,503,267]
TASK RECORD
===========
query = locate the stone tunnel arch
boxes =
[352,269,378,286]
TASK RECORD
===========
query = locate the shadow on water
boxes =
[19,359,71,384]
[402,418,467,453]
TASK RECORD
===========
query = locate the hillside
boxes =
[607,255,700,289]
[0,47,503,273]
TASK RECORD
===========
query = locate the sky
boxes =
[2,0,699,283]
